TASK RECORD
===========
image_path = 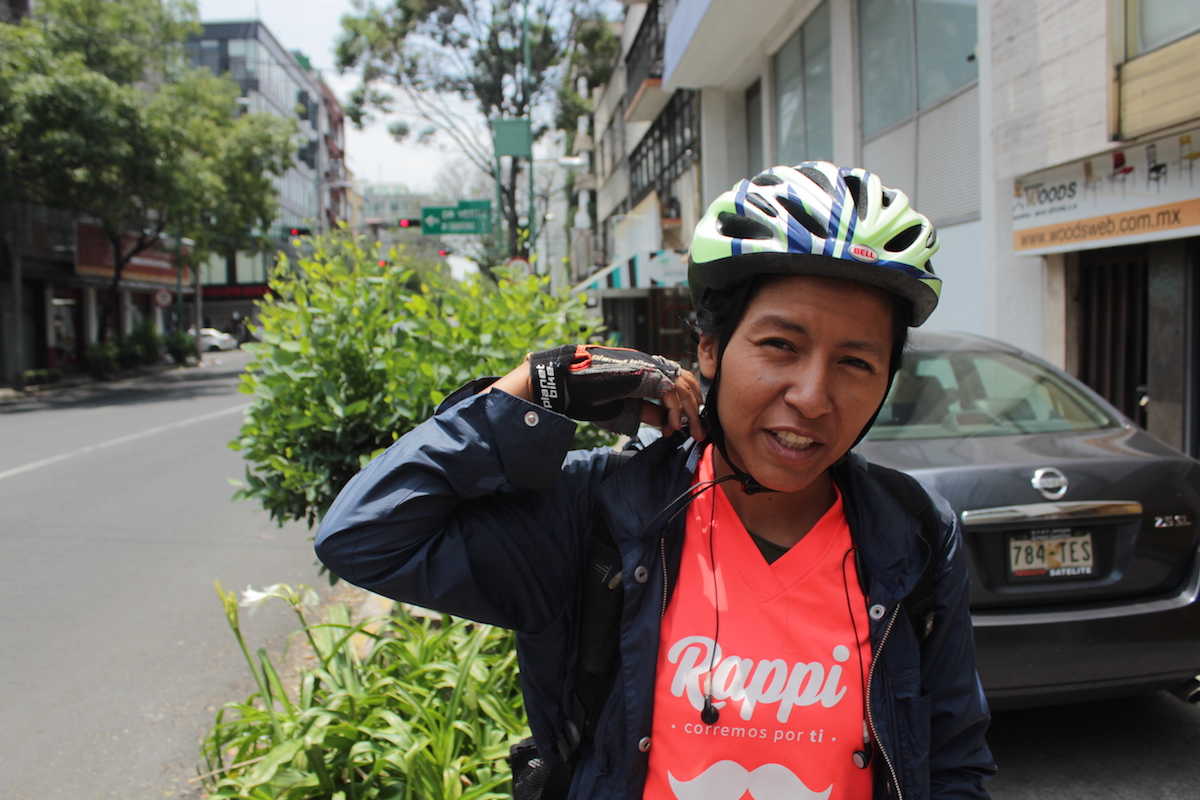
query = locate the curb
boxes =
[0,357,224,405]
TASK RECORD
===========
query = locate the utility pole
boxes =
[523,0,535,268]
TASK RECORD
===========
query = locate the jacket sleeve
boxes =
[314,385,609,633]
[925,507,999,799]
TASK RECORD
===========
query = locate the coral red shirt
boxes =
[642,446,874,800]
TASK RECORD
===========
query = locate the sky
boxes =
[196,0,463,192]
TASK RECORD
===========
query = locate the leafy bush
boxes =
[129,320,162,365]
[84,341,118,379]
[20,367,62,385]
[201,583,527,799]
[116,335,141,368]
[231,231,613,529]
[166,330,195,364]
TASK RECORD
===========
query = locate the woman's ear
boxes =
[697,334,718,380]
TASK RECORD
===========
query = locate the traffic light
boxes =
[289,226,312,237]
[377,259,390,267]
[397,218,421,229]
[437,248,452,257]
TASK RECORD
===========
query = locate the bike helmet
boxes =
[689,161,941,326]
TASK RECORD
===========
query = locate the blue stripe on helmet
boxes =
[785,185,813,254]
[734,179,749,215]
[824,179,844,257]
[839,168,858,249]
[873,258,936,280]
[731,179,751,256]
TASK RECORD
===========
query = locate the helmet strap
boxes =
[701,355,777,496]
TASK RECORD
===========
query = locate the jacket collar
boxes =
[597,439,929,605]
[832,452,929,606]
[596,432,700,547]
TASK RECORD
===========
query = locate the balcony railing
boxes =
[628,90,699,209]
[624,0,663,110]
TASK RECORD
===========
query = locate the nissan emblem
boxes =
[1031,467,1069,500]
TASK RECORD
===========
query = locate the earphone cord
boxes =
[842,547,871,753]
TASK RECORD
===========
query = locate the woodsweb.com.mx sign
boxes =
[1012,126,1200,255]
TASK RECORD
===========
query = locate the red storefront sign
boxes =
[75,222,192,285]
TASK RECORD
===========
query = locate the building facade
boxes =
[575,0,1199,456]
[186,21,339,333]
[2,0,192,384]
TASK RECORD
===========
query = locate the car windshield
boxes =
[866,349,1118,440]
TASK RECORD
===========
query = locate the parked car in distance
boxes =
[859,330,1200,709]
[190,327,238,352]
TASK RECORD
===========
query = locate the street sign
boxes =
[153,288,172,308]
[491,119,532,158]
[420,201,492,235]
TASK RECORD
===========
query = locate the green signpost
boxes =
[420,200,492,236]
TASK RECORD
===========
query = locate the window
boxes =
[1126,0,1200,57]
[745,81,763,174]
[188,38,221,74]
[773,2,832,164]
[866,349,1115,441]
[858,0,977,140]
[227,39,257,81]
[915,0,977,109]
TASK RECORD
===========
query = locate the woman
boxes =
[315,162,996,799]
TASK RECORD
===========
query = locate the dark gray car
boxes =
[859,330,1200,709]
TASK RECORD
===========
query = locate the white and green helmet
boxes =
[688,161,942,326]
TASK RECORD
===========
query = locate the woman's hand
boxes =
[643,365,705,441]
[484,346,705,440]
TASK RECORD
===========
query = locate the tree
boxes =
[336,0,613,273]
[0,0,295,340]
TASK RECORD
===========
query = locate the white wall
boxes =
[989,0,1110,180]
[613,193,664,268]
[919,219,985,335]
[699,88,748,203]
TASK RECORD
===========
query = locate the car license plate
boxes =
[1008,528,1094,578]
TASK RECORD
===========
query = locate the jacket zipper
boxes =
[866,603,904,800]
[659,538,668,617]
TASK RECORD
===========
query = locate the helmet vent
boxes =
[798,166,835,196]
[843,175,867,220]
[777,195,829,239]
[881,188,897,208]
[884,224,924,252]
[717,211,774,240]
[751,172,783,186]
[924,260,935,275]
[745,193,778,217]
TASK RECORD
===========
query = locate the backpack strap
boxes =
[865,463,941,642]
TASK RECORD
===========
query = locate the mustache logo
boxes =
[668,760,833,800]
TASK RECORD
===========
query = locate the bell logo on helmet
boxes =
[849,244,878,262]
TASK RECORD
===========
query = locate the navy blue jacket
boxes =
[315,385,996,799]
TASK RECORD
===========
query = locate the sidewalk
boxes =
[0,354,231,407]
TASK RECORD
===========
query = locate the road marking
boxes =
[0,402,252,482]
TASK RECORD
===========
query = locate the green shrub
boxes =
[201,583,527,799]
[116,335,141,369]
[166,330,195,364]
[231,231,614,529]
[85,341,119,379]
[130,320,162,365]
[20,367,61,386]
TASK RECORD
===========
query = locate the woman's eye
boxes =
[761,338,793,351]
[843,357,876,373]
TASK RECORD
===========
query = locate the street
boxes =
[3,353,1200,799]
[0,352,332,799]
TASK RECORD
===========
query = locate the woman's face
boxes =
[698,275,894,494]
